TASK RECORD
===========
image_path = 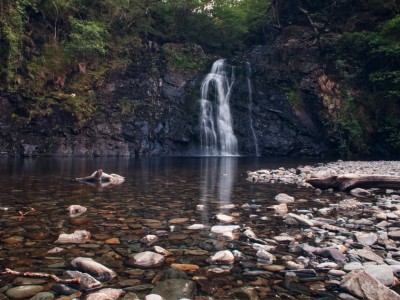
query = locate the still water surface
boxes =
[0,157,334,298]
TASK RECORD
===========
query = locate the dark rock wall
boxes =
[0,18,333,157]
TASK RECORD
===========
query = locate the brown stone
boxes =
[340,269,400,300]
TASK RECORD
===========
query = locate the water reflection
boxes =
[199,157,238,224]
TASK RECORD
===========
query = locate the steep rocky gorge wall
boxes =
[0,39,332,157]
[0,6,337,158]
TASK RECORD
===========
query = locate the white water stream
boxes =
[199,59,238,156]
[246,62,260,156]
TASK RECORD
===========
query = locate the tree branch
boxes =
[2,268,81,284]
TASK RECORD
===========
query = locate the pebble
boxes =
[6,285,44,299]
[275,193,295,204]
[130,252,165,268]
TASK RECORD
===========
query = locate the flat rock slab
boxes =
[351,249,384,264]
[341,269,400,300]
[364,264,394,286]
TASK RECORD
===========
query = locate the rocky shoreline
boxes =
[246,160,400,299]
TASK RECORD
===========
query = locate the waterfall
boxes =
[246,62,260,156]
[199,59,238,156]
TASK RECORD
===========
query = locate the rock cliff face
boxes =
[0,6,334,157]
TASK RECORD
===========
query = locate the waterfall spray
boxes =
[199,59,238,156]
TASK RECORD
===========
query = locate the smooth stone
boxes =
[329,270,346,276]
[263,265,286,272]
[151,279,196,300]
[187,224,207,230]
[388,231,400,239]
[65,270,102,290]
[52,283,80,295]
[340,269,400,300]
[145,295,164,300]
[154,246,173,256]
[350,188,371,198]
[210,250,235,264]
[86,288,124,300]
[29,292,55,300]
[71,257,116,282]
[2,236,24,244]
[364,264,395,286]
[168,218,189,224]
[215,214,238,223]
[256,250,276,265]
[351,249,384,264]
[105,237,120,245]
[130,251,165,268]
[338,293,359,300]
[273,235,295,242]
[355,232,378,246]
[55,230,90,244]
[316,248,347,263]
[285,213,314,226]
[141,235,158,245]
[210,225,240,240]
[267,203,288,215]
[12,277,48,285]
[344,262,364,272]
[184,249,208,256]
[6,285,44,299]
[67,205,87,217]
[275,193,295,204]
[170,264,199,272]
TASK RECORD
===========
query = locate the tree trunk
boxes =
[306,174,400,191]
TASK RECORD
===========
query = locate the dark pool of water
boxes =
[0,157,336,298]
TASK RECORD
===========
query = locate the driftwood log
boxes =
[306,174,400,191]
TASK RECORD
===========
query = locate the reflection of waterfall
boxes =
[246,62,260,156]
[199,157,237,224]
[199,59,238,156]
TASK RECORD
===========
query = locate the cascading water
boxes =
[246,62,260,156]
[199,59,238,156]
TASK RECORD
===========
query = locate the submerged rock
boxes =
[151,279,196,300]
[210,250,235,264]
[6,285,44,299]
[65,271,102,290]
[86,288,124,300]
[67,205,87,218]
[55,230,90,244]
[71,257,116,282]
[210,225,240,240]
[130,251,165,268]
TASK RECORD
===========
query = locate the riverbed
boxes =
[0,157,397,299]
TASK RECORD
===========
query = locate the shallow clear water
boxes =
[0,157,335,298]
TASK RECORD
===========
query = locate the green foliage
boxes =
[283,86,299,108]
[381,115,400,150]
[65,18,108,62]
[163,43,208,73]
[0,0,31,85]
[326,12,400,157]
[334,89,369,158]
